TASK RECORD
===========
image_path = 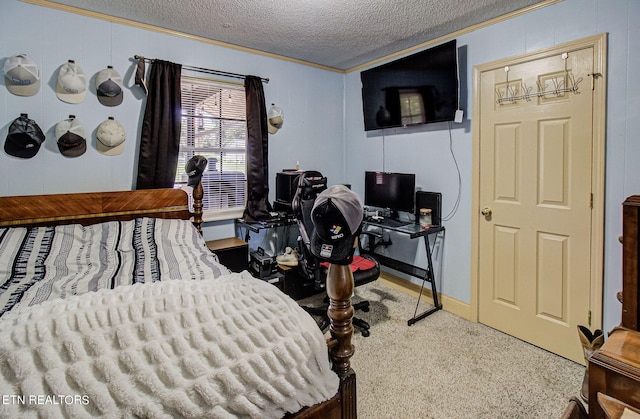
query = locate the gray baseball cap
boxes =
[310,185,363,264]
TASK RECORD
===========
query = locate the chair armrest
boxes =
[358,230,389,254]
[360,230,382,239]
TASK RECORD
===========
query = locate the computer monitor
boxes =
[364,171,415,218]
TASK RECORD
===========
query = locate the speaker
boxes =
[415,191,442,226]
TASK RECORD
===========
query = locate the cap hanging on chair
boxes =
[310,185,363,264]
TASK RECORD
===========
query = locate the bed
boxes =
[0,186,357,418]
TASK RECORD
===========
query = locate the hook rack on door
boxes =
[495,52,584,105]
[496,73,583,105]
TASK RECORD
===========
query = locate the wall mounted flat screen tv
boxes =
[360,39,458,131]
[364,171,415,217]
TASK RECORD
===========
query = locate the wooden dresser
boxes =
[621,196,640,331]
[586,196,640,418]
[588,327,640,418]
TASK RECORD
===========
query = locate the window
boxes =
[399,89,426,126]
[175,75,247,221]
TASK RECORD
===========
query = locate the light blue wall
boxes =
[0,0,345,243]
[2,0,638,334]
[344,0,640,334]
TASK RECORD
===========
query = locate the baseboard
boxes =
[377,272,473,322]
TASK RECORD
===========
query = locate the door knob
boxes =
[481,207,492,217]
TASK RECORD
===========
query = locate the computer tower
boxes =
[415,191,442,226]
[274,171,300,213]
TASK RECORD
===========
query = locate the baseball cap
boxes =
[267,103,283,134]
[56,60,87,103]
[55,116,86,157]
[310,185,363,264]
[95,66,123,106]
[4,114,45,159]
[185,155,208,187]
[96,117,126,156]
[3,54,40,96]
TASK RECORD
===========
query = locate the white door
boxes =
[474,36,606,363]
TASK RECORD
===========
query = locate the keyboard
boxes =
[367,217,409,228]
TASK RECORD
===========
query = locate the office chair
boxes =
[292,170,380,337]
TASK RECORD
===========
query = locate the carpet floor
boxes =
[298,279,585,418]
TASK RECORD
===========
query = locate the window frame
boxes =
[175,75,247,222]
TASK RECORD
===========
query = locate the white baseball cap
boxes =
[95,66,123,106]
[96,117,125,156]
[56,60,87,104]
[267,103,283,134]
[4,54,40,96]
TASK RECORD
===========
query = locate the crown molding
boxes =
[22,0,563,75]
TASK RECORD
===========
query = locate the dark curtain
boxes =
[135,60,182,189]
[242,76,273,222]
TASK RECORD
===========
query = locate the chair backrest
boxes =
[292,170,327,286]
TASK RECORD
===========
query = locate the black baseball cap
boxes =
[185,155,208,187]
[310,185,364,264]
[4,114,45,159]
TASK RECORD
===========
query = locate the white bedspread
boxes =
[0,274,339,418]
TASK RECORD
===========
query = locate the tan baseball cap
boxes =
[96,117,125,156]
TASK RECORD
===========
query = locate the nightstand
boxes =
[206,237,248,273]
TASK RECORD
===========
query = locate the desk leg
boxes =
[237,225,250,243]
[408,231,443,326]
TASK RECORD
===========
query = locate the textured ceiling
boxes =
[41,0,549,71]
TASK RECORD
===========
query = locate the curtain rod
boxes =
[133,55,269,84]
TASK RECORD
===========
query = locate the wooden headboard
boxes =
[0,188,203,231]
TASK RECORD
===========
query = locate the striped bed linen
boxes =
[0,217,230,317]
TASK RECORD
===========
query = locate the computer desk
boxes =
[235,215,297,243]
[361,219,445,325]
